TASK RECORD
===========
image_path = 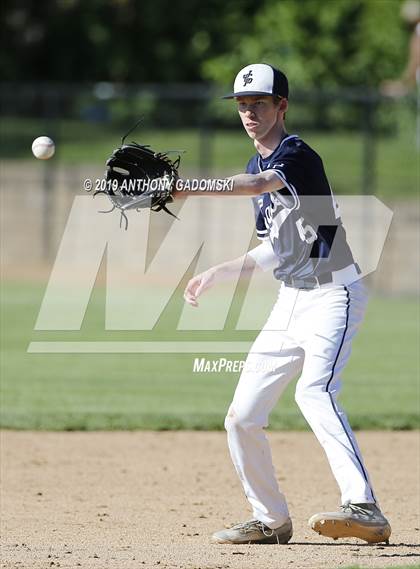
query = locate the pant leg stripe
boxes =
[325,287,350,393]
[327,391,375,500]
[325,286,376,501]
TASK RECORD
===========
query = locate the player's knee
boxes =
[224,406,263,433]
[224,406,242,431]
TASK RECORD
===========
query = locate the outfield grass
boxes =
[1,117,417,199]
[0,282,418,431]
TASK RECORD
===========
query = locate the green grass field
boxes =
[1,116,418,198]
[0,281,418,431]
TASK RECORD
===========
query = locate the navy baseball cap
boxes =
[222,63,289,99]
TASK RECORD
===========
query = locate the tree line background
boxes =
[0,0,416,199]
[1,0,411,89]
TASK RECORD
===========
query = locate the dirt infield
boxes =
[1,431,419,569]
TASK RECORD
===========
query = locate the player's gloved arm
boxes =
[174,171,284,199]
[228,171,285,196]
[183,253,258,308]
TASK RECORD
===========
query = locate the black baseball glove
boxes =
[95,141,180,228]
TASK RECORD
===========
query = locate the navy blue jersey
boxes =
[247,134,355,281]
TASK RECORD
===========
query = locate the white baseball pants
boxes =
[225,280,376,529]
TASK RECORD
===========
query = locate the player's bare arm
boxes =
[174,170,284,199]
[184,253,257,307]
[229,171,285,195]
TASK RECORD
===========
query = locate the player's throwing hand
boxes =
[184,269,217,307]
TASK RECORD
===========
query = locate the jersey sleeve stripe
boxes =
[256,230,269,239]
[268,168,300,210]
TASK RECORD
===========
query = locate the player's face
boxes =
[236,96,283,141]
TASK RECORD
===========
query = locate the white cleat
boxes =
[212,518,293,545]
[309,502,391,544]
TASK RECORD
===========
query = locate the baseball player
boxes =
[183,64,391,545]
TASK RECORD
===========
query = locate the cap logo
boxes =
[242,70,253,87]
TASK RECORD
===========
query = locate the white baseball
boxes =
[32,136,55,160]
